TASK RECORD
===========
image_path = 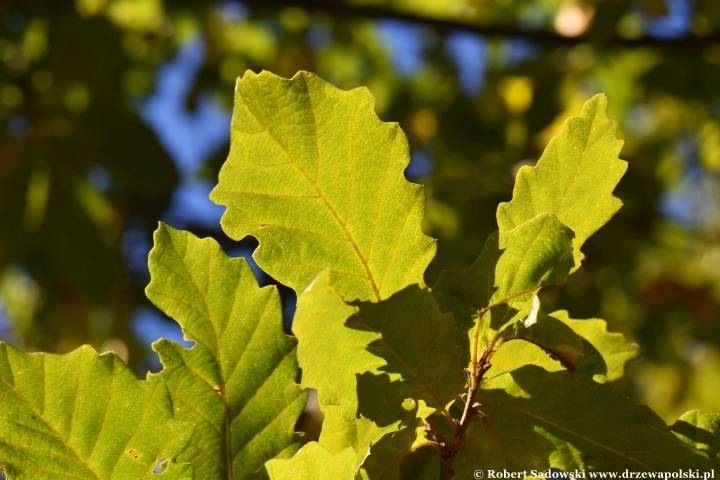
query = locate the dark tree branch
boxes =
[242,0,720,51]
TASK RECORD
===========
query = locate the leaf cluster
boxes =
[0,71,717,479]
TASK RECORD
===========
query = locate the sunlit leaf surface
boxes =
[211,71,436,302]
[0,344,194,479]
[146,224,307,479]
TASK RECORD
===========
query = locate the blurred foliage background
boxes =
[1,0,720,435]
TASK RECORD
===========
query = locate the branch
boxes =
[242,0,720,50]
[440,344,494,480]
[423,415,448,451]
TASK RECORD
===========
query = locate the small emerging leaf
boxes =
[0,344,194,479]
[211,70,436,302]
[434,213,574,332]
[494,213,575,305]
[146,224,307,479]
[294,271,465,426]
[265,443,356,480]
[433,214,575,363]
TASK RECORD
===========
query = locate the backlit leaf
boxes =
[496,93,626,270]
[293,270,464,426]
[0,344,194,479]
[491,310,640,382]
[455,366,712,474]
[211,70,436,302]
[146,224,307,479]
[265,443,356,480]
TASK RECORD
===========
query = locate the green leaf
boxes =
[146,224,307,479]
[491,310,640,382]
[671,409,720,468]
[455,366,712,474]
[319,405,398,467]
[265,443,356,480]
[210,70,436,302]
[433,214,575,365]
[0,343,194,479]
[293,270,465,425]
[318,406,436,479]
[496,93,627,269]
[553,311,641,382]
[360,421,439,480]
[497,304,585,371]
[434,213,574,330]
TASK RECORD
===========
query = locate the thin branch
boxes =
[423,415,448,452]
[242,0,720,50]
[440,344,495,480]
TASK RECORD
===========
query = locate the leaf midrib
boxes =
[350,298,453,420]
[238,79,382,301]
[167,236,234,479]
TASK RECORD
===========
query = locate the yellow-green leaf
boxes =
[496,93,626,270]
[319,405,398,467]
[211,71,436,302]
[455,366,712,474]
[671,409,720,468]
[293,270,464,425]
[265,443,356,480]
[146,224,307,479]
[491,310,641,382]
[359,420,439,480]
[0,344,194,479]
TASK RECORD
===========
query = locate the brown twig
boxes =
[423,414,449,453]
[439,344,495,480]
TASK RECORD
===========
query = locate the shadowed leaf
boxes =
[498,306,585,370]
[491,310,640,382]
[294,270,464,426]
[455,366,712,474]
[671,409,720,468]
